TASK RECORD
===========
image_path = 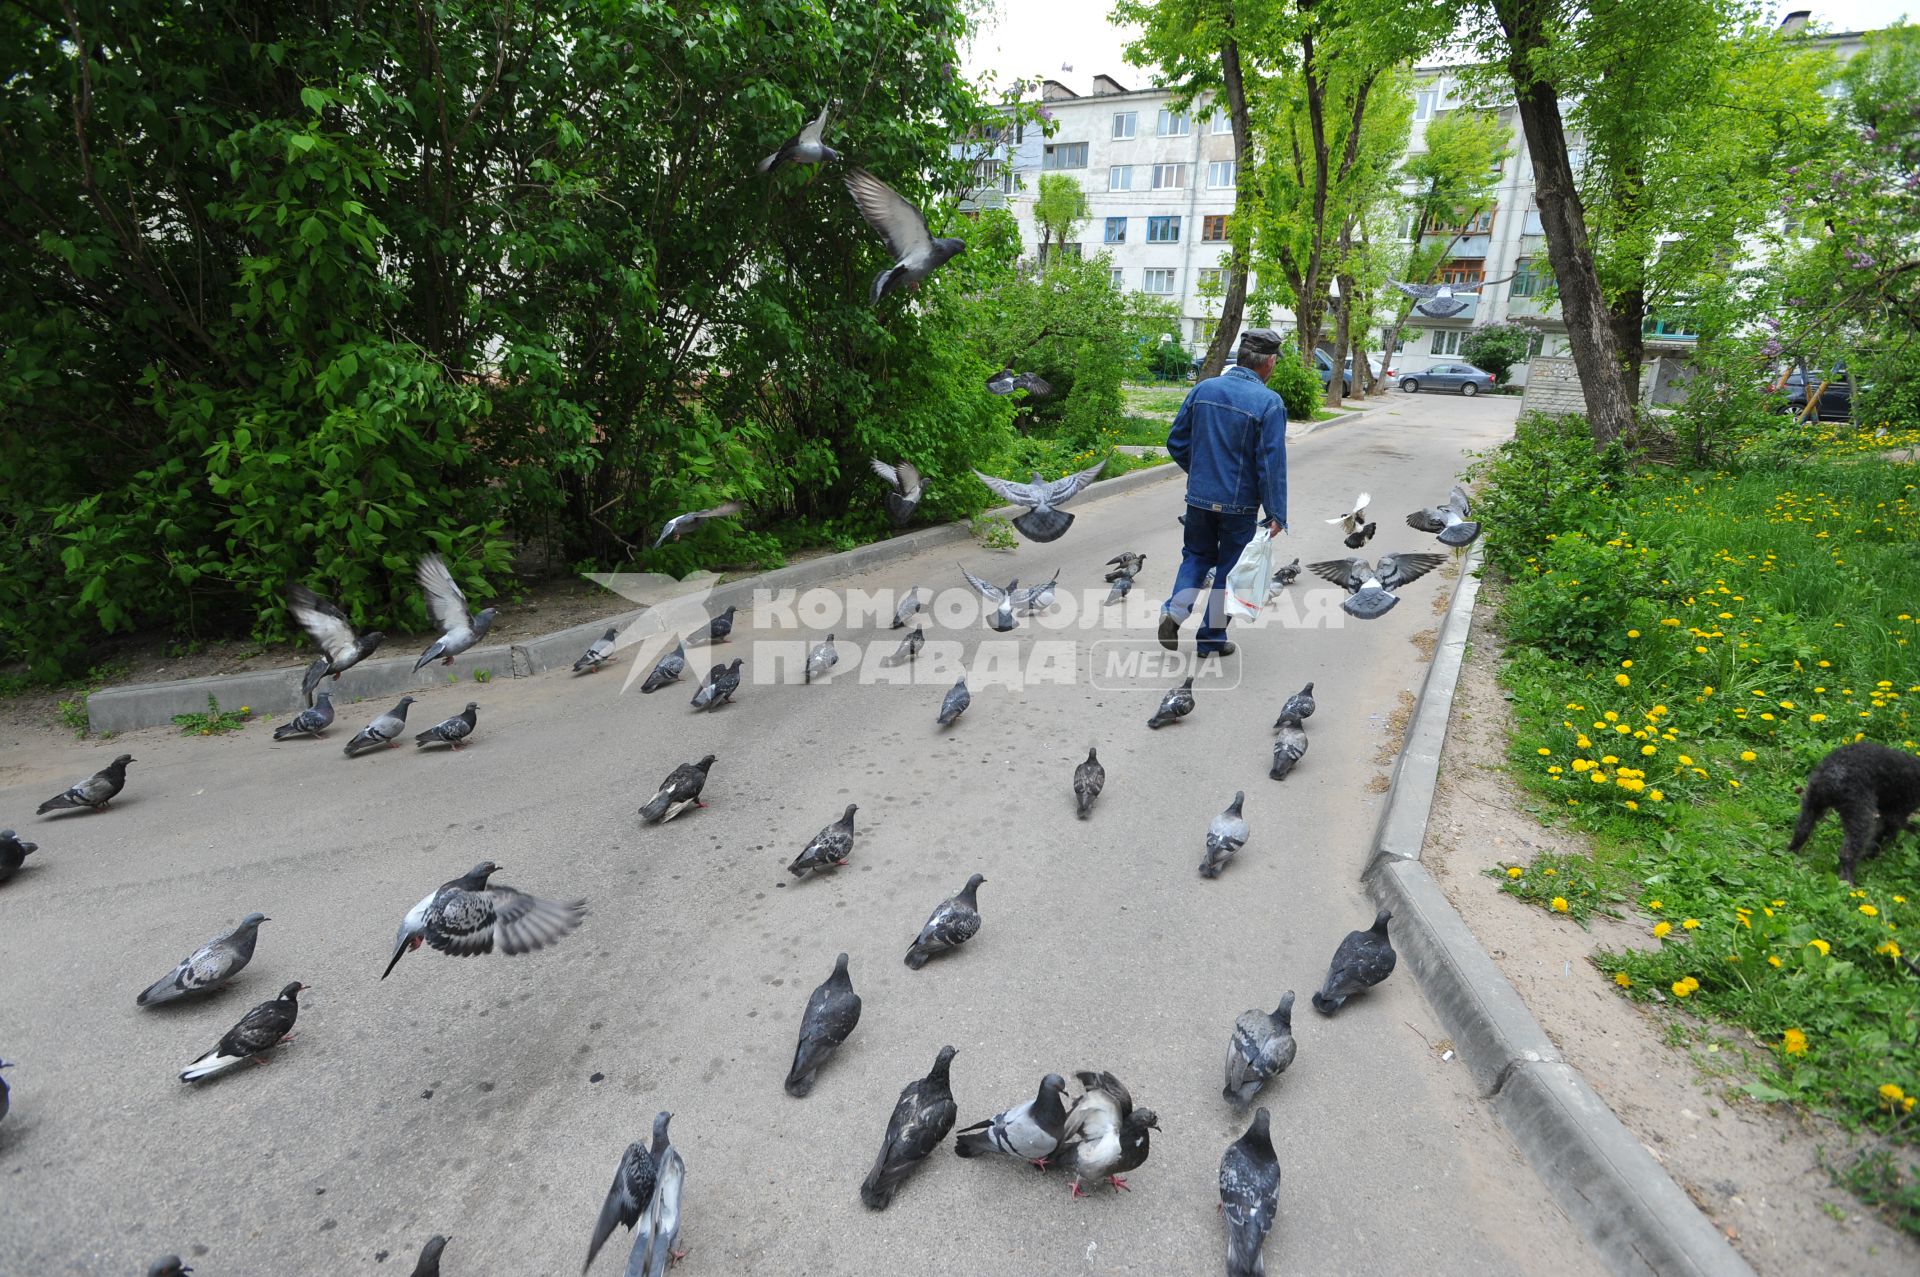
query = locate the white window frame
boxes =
[1042,142,1088,170]
[1207,160,1237,188]
[1430,329,1464,355]
[1415,89,1439,122]
[1157,109,1190,137]
[1197,267,1224,291]
[1211,113,1233,134]
[1112,111,1137,140]
[1108,165,1134,191]
[1151,162,1187,190]
[1110,267,1126,289]
[1143,267,1177,295]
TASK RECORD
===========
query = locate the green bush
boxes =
[1268,355,1324,423]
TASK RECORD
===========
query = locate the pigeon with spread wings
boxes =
[869,459,924,526]
[1406,485,1482,547]
[1308,553,1447,620]
[288,584,385,706]
[972,461,1106,543]
[843,167,966,304]
[758,100,841,173]
[653,501,743,550]
[411,555,497,672]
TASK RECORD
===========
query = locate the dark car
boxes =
[1400,363,1496,396]
[1776,367,1853,421]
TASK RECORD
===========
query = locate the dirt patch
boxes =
[1376,688,1418,765]
[1410,625,1438,662]
[1426,604,1920,1275]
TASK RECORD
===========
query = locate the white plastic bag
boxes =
[1225,526,1274,621]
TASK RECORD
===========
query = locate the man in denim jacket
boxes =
[1158,328,1289,657]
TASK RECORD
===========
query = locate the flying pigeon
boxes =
[1015,569,1060,615]
[937,676,970,727]
[382,861,587,979]
[1219,1108,1282,1277]
[273,691,335,741]
[1105,552,1145,581]
[706,605,738,645]
[0,829,38,885]
[759,100,841,172]
[1073,748,1105,818]
[36,753,134,815]
[138,912,269,1007]
[1223,993,1297,1108]
[1201,791,1249,879]
[629,1113,685,1277]
[640,641,687,693]
[344,696,416,756]
[961,566,1020,632]
[1104,574,1134,606]
[653,501,744,549]
[955,1073,1069,1167]
[690,658,744,710]
[639,755,717,824]
[1308,553,1447,620]
[972,462,1106,543]
[891,587,923,629]
[986,368,1054,398]
[583,1126,659,1275]
[870,460,925,527]
[1280,682,1316,721]
[0,1058,10,1123]
[180,980,304,1082]
[1344,521,1378,550]
[789,804,857,877]
[1393,278,1478,318]
[412,555,498,672]
[1326,494,1371,537]
[804,635,838,684]
[843,167,967,304]
[905,873,985,969]
[148,1258,191,1277]
[859,1045,959,1209]
[1058,1070,1158,1197]
[883,624,924,668]
[574,626,621,673]
[288,583,385,705]
[1269,715,1308,781]
[1147,677,1195,729]
[410,1236,449,1277]
[1271,558,1300,587]
[785,952,862,1098]
[415,702,479,750]
[1406,484,1481,546]
[1312,908,1397,1014]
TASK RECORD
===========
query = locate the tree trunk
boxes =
[1609,285,1646,408]
[1200,20,1253,380]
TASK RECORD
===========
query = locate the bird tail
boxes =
[1199,853,1227,879]
[301,657,329,706]
[1341,589,1398,621]
[1438,521,1481,547]
[885,493,914,526]
[1226,1224,1267,1277]
[904,945,931,970]
[343,732,377,756]
[640,670,670,693]
[639,791,671,823]
[1077,795,1093,818]
[412,645,440,674]
[1310,990,1341,1016]
[953,1125,997,1158]
[180,1048,248,1082]
[413,729,440,746]
[870,264,906,305]
[136,974,181,1007]
[1011,508,1073,543]
[35,794,75,815]
[272,722,305,741]
[860,1158,902,1209]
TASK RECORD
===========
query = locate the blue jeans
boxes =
[1164,506,1258,653]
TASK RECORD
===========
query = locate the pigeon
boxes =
[1058,1070,1158,1197]
[639,755,717,824]
[629,1113,685,1277]
[1309,553,1447,620]
[138,913,269,1007]
[870,460,925,527]
[1147,677,1195,729]
[574,626,621,673]
[1105,551,1145,581]
[883,624,924,667]
[690,658,744,710]
[0,829,38,885]
[1201,791,1249,879]
[955,1073,1069,1166]
[288,583,385,705]
[937,675,970,727]
[1269,715,1308,781]
[972,462,1106,543]
[584,1126,659,1275]
[1220,1108,1282,1277]
[640,641,687,693]
[0,1059,10,1124]
[412,554,498,671]
[1406,484,1482,547]
[859,1045,959,1209]
[273,691,335,740]
[1073,748,1105,818]
[344,696,416,755]
[706,605,738,644]
[180,980,303,1082]
[1279,682,1315,721]
[415,702,479,749]
[1015,569,1060,615]
[1326,493,1371,537]
[35,753,134,815]
[891,587,923,629]
[961,566,1020,632]
[844,167,967,304]
[1312,908,1397,1014]
[1272,558,1301,587]
[148,1258,192,1277]
[804,635,838,684]
[1392,278,1478,318]
[789,804,857,877]
[759,100,841,172]
[653,501,744,549]
[1343,521,1377,550]
[382,861,587,979]
[1104,574,1134,606]
[785,952,862,1098]
[410,1236,449,1277]
[904,873,985,969]
[986,368,1054,398]
[1223,993,1297,1107]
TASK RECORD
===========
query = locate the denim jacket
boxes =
[1167,366,1289,525]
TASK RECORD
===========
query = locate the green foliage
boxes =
[1830,1145,1920,1237]
[1458,322,1538,386]
[1267,355,1324,423]
[1487,848,1622,926]
[1033,173,1090,262]
[57,697,89,737]
[172,694,252,736]
[473,668,492,684]
[1467,411,1624,581]
[969,515,1018,551]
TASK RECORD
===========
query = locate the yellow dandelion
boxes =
[1782,1028,1807,1054]
[1860,904,1879,917]
[1767,955,1783,967]
[1682,918,1699,930]
[1808,939,1831,956]
[1507,866,1524,878]
[1616,674,1631,687]
[1614,972,1632,988]
[1880,1083,1907,1107]
[1653,921,1673,938]
[1552,897,1569,913]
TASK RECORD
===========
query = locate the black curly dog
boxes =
[1786,741,1920,884]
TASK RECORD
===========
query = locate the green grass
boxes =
[1121,381,1189,418]
[171,694,253,736]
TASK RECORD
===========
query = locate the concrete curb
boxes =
[1362,547,1756,1277]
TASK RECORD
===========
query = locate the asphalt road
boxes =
[0,390,1608,1276]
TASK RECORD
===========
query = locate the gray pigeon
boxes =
[972,462,1106,543]
[274,691,335,740]
[138,912,269,1007]
[148,1258,191,1277]
[1309,553,1447,620]
[1014,569,1060,615]
[415,702,479,749]
[36,753,134,814]
[382,861,587,980]
[1393,278,1478,318]
[789,804,857,877]
[891,586,923,629]
[883,624,924,668]
[1343,521,1378,550]
[1406,484,1481,547]
[1105,552,1145,581]
[410,1236,449,1277]
[1104,574,1134,606]
[785,952,861,1098]
[705,605,738,644]
[411,555,498,671]
[1312,908,1397,1014]
[344,696,416,755]
[288,584,384,705]
[180,981,303,1082]
[937,675,970,727]
[804,635,838,684]
[962,566,1019,632]
[1220,1108,1281,1277]
[871,460,925,527]
[574,626,621,673]
[1201,791,1249,879]
[1058,1070,1158,1197]
[0,829,38,885]
[1280,682,1315,721]
[759,100,841,172]
[690,658,744,710]
[905,873,985,969]
[584,1125,659,1275]
[628,1114,684,1277]
[1326,493,1370,536]
[986,367,1054,398]
[1272,558,1301,587]
[860,1045,959,1209]
[1223,993,1297,1107]
[639,755,717,824]
[954,1073,1069,1166]
[0,1058,10,1124]
[1073,748,1105,818]
[1269,714,1308,780]
[844,167,967,304]
[653,501,744,549]
[640,641,686,693]
[1148,677,1195,729]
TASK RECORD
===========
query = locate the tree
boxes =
[1032,173,1090,266]
[1460,322,1538,385]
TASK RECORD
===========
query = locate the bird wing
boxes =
[415,555,473,634]
[221,996,296,1056]
[1044,460,1108,504]
[587,1142,655,1273]
[895,461,923,499]
[961,566,1010,603]
[1377,552,1447,590]
[1448,485,1471,516]
[972,469,1041,506]
[844,168,934,263]
[1405,507,1449,533]
[287,585,360,663]
[797,102,830,145]
[1394,281,1442,298]
[484,885,587,955]
[869,458,901,489]
[1307,558,1367,591]
[695,499,744,524]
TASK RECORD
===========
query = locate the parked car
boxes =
[1400,362,1497,396]
[1310,349,1395,396]
[1774,366,1854,421]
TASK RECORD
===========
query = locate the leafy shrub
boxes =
[1459,321,1539,386]
[1267,354,1324,423]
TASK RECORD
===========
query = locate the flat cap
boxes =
[1238,328,1284,355]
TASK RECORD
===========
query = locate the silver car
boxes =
[1400,362,1496,396]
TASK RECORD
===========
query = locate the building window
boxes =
[1202,214,1230,242]
[1198,267,1224,291]
[1108,165,1134,191]
[1211,112,1233,134]
[1415,89,1439,121]
[1152,163,1187,190]
[1110,267,1126,289]
[1147,215,1181,243]
[1643,314,1699,340]
[1396,211,1419,240]
[1207,160,1237,188]
[1430,329,1465,355]
[1144,267,1177,294]
[1104,216,1127,244]
[1440,258,1485,286]
[1042,142,1088,170]
[1425,204,1496,235]
[1112,111,1137,140]
[1157,109,1190,136]
[1056,242,1083,262]
[1195,318,1218,344]
[1511,256,1552,297]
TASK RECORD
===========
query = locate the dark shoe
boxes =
[1197,642,1237,659]
[1157,613,1181,652]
